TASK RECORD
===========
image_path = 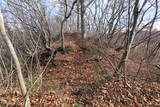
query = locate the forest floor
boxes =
[1,35,160,107]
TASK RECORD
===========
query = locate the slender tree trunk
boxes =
[77,0,80,32]
[116,0,139,73]
[0,10,30,107]
[60,20,65,51]
[60,0,78,51]
[0,65,4,81]
[80,0,85,38]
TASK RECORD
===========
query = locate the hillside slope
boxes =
[1,35,160,107]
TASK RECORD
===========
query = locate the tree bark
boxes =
[60,20,65,50]
[60,0,78,51]
[77,0,80,32]
[0,9,30,107]
[80,0,85,38]
[0,65,4,81]
[116,0,139,73]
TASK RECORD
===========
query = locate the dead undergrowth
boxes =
[1,35,160,107]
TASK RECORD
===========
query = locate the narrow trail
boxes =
[34,37,98,106]
[1,35,160,107]
[45,36,96,86]
[31,36,160,107]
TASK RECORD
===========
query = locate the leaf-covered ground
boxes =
[0,36,160,107]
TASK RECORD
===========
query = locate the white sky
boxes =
[0,0,160,30]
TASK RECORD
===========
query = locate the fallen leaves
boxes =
[1,36,160,107]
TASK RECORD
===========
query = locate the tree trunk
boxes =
[116,0,139,73]
[0,10,30,107]
[60,20,65,51]
[0,65,4,81]
[80,0,85,38]
[60,0,78,51]
[77,0,80,32]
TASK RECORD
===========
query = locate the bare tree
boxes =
[116,0,159,77]
[80,0,95,38]
[0,9,30,107]
[77,0,80,32]
[80,0,85,38]
[60,0,78,50]
[116,0,140,74]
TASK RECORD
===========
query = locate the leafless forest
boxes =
[0,0,160,106]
